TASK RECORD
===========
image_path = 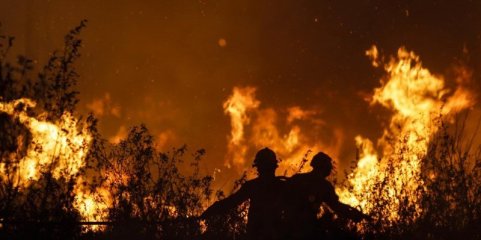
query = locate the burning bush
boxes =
[88,125,214,239]
[0,22,217,239]
[335,46,481,239]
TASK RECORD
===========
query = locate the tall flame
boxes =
[223,87,343,176]
[0,98,108,230]
[337,46,474,221]
[223,87,260,169]
[0,98,91,184]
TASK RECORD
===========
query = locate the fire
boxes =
[0,98,108,230]
[223,87,343,176]
[1,45,475,233]
[337,46,474,221]
[73,182,111,231]
[0,98,91,184]
[223,87,260,169]
[337,136,379,209]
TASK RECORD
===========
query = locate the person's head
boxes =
[310,152,333,177]
[252,147,278,177]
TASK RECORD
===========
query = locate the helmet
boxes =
[253,147,278,169]
[310,152,333,170]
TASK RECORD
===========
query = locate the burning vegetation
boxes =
[339,45,473,216]
[336,46,479,238]
[1,22,481,240]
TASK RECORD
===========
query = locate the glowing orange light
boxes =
[223,87,342,176]
[0,98,110,231]
[337,46,474,222]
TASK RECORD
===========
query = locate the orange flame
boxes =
[337,46,474,221]
[0,98,91,184]
[223,86,260,169]
[73,181,111,231]
[0,98,109,231]
[223,87,343,176]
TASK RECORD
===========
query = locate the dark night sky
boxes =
[1,0,480,186]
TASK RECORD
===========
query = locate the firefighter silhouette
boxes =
[201,148,286,240]
[284,152,370,239]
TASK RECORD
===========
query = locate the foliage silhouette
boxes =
[0,20,88,240]
[339,114,481,239]
[0,21,217,240]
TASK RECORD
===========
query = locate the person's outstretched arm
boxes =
[201,182,250,219]
[324,183,371,222]
[327,201,371,222]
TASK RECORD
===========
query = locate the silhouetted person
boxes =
[201,148,286,240]
[284,152,370,239]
